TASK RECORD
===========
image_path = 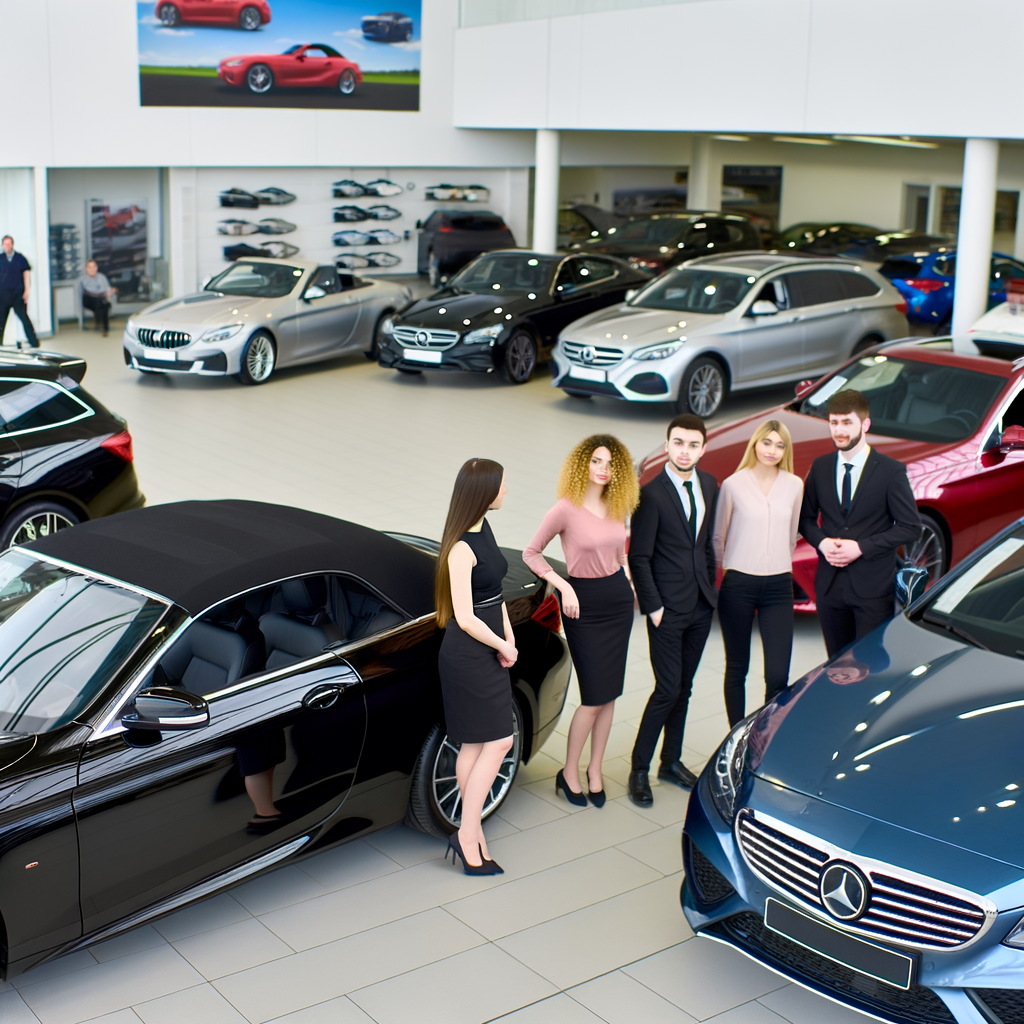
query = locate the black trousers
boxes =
[82,292,110,331]
[719,571,793,727]
[816,570,892,658]
[631,596,714,771]
[0,288,38,347]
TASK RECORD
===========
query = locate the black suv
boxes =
[416,210,516,286]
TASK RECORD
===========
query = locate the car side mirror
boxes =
[304,285,327,301]
[795,379,817,398]
[895,567,928,610]
[750,300,779,316]
[121,687,210,732]
[625,289,638,302]
[1000,424,1024,452]
[415,219,423,230]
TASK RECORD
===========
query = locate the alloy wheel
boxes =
[158,3,179,26]
[687,362,724,417]
[10,511,75,547]
[897,515,946,585]
[338,70,357,95]
[239,5,260,29]
[245,334,275,382]
[247,64,272,93]
[505,333,537,383]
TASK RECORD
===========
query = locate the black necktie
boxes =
[841,463,853,516]
[683,480,697,541]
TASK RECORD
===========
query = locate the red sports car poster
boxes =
[137,0,420,110]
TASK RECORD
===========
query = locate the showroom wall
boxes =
[0,168,50,345]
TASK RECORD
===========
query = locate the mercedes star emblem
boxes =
[819,861,869,921]
[581,346,596,364]
[415,330,429,346]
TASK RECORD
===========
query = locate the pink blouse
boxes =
[523,498,628,579]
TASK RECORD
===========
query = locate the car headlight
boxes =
[381,317,395,336]
[1004,915,1024,948]
[200,324,245,344]
[633,340,683,361]
[125,319,138,340]
[709,715,756,825]
[463,324,504,345]
[223,59,244,67]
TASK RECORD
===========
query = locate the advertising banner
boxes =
[88,201,149,301]
[138,0,420,110]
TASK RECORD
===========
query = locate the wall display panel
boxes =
[88,201,150,302]
[137,0,421,111]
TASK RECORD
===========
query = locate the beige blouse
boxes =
[712,468,804,576]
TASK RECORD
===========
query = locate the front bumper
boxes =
[377,336,499,374]
[682,772,1024,1024]
[123,334,233,376]
[550,346,688,403]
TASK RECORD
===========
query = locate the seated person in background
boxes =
[77,260,117,336]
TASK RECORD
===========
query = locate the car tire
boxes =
[367,311,392,361]
[246,64,274,94]
[405,699,523,837]
[564,390,592,399]
[238,5,261,29]
[676,356,726,418]
[501,331,537,385]
[338,69,357,95]
[396,367,422,375]
[428,251,441,288]
[236,332,276,385]
[157,3,180,27]
[0,501,80,550]
[897,511,948,586]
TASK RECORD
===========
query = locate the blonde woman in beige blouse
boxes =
[712,419,803,726]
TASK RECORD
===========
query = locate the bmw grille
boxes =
[137,329,192,349]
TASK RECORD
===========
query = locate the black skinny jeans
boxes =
[719,571,793,727]
[82,292,110,331]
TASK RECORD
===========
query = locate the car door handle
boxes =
[303,683,348,710]
[0,456,18,469]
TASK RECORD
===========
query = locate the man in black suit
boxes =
[628,414,719,806]
[799,389,921,658]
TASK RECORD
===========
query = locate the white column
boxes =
[532,129,560,253]
[951,138,999,335]
[687,134,714,211]
[32,165,53,338]
[167,167,198,297]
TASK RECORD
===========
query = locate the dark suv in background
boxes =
[416,210,516,286]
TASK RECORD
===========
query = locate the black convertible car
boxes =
[0,500,570,979]
[378,249,649,383]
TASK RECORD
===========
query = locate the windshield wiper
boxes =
[921,612,991,651]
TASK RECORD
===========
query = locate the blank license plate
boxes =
[146,348,177,361]
[403,349,442,364]
[764,899,915,990]
[569,365,606,382]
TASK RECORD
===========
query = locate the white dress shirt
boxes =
[835,444,871,509]
[664,463,705,536]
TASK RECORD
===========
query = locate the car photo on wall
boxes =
[361,11,413,41]
[155,0,271,31]
[218,45,362,96]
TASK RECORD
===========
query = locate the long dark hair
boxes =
[435,458,504,627]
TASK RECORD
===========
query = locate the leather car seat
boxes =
[351,607,404,639]
[260,614,330,670]
[158,621,250,694]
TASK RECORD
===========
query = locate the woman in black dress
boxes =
[436,458,516,875]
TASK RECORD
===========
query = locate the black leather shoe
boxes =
[628,770,653,806]
[658,761,698,789]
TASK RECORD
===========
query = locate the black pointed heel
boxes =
[447,833,502,875]
[585,768,606,808]
[555,769,588,807]
[480,844,504,874]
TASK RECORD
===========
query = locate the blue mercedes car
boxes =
[682,520,1024,1024]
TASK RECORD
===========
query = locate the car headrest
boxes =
[260,613,329,671]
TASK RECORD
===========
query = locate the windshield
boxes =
[612,217,691,245]
[448,254,559,293]
[913,527,1024,658]
[0,550,167,734]
[631,267,756,314]
[798,356,1005,442]
[205,262,303,298]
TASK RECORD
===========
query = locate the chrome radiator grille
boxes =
[736,811,992,950]
[138,328,192,349]
[392,326,459,350]
[562,341,624,367]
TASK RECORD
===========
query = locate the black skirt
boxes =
[561,569,635,706]
[438,603,513,744]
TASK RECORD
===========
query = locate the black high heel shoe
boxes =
[585,768,606,808]
[555,769,587,807]
[446,833,502,875]
[479,844,504,874]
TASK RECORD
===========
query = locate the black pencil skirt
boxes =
[561,569,635,706]
[438,604,514,744]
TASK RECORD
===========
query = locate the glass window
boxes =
[991,260,1024,285]
[558,209,591,244]
[0,550,167,734]
[784,270,847,307]
[799,356,1005,442]
[450,253,559,294]
[0,381,90,435]
[206,262,303,298]
[630,267,756,314]
[837,272,882,299]
[445,213,506,231]
[572,258,616,286]
[616,216,690,246]
[933,257,956,278]
[308,267,339,295]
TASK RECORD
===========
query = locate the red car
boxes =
[156,0,270,31]
[218,44,362,95]
[638,334,1024,609]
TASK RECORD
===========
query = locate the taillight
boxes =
[895,300,908,315]
[531,592,561,633]
[100,430,134,463]
[904,278,945,294]
[438,225,453,233]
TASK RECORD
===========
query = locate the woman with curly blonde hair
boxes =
[524,434,639,807]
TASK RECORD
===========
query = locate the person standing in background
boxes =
[628,414,718,807]
[799,390,921,657]
[78,260,117,336]
[713,419,803,727]
[0,236,39,349]
[523,434,639,809]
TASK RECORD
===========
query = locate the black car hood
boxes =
[396,290,544,330]
[749,614,1024,869]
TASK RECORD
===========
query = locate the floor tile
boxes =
[89,926,167,964]
[757,983,877,1023]
[11,951,99,990]
[79,1012,142,1024]
[349,943,556,1024]
[613,782,692,828]
[496,873,690,989]
[152,893,252,943]
[364,824,448,867]
[263,996,376,1023]
[491,992,606,1023]
[493,786,568,830]
[0,988,43,1024]
[230,865,330,917]
[172,917,294,980]
[703,1001,790,1024]
[445,847,660,939]
[568,970,697,1024]
[616,826,685,876]
[133,983,248,1024]
[295,839,402,891]
[623,938,787,1020]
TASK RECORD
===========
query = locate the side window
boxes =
[992,260,1024,286]
[573,258,617,287]
[725,223,748,244]
[837,272,882,300]
[683,224,710,249]
[423,212,442,230]
[0,380,90,435]
[309,267,339,295]
[783,270,846,308]
[933,257,956,277]
[753,278,788,310]
[558,210,591,243]
[707,220,733,246]
[554,263,577,295]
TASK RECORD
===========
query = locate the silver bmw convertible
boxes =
[122,258,412,385]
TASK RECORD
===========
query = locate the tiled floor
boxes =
[0,322,875,1024]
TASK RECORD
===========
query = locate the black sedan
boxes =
[378,249,649,383]
[0,500,570,979]
[416,210,515,286]
[773,221,948,261]
[0,349,143,548]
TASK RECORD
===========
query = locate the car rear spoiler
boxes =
[35,350,87,385]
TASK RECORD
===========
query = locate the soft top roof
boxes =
[24,500,436,617]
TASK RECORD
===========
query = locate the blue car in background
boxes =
[880,249,1024,332]
[682,517,1024,1024]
